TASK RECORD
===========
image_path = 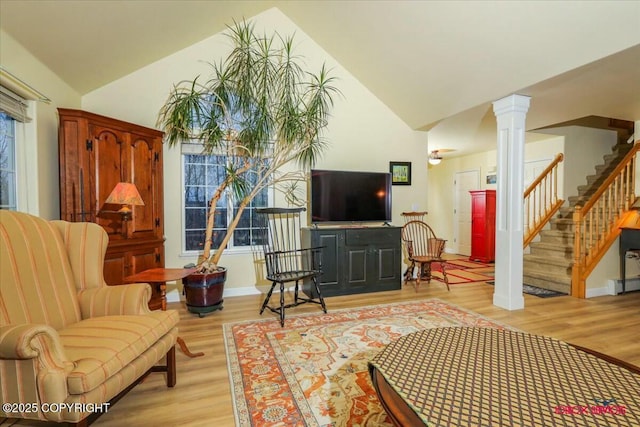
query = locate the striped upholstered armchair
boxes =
[0,210,179,426]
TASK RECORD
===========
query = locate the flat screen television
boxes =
[310,169,392,223]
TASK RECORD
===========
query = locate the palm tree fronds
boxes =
[157,19,339,270]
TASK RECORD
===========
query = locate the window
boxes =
[0,74,45,214]
[0,112,17,210]
[183,153,270,253]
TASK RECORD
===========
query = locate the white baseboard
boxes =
[586,286,611,298]
[165,284,285,303]
[604,277,640,296]
[222,286,268,298]
[166,289,181,303]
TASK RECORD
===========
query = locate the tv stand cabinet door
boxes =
[302,228,343,297]
[345,228,401,292]
[344,244,368,293]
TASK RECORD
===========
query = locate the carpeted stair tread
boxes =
[523,272,571,294]
[549,218,575,231]
[523,268,572,282]
[529,241,573,257]
[523,264,571,281]
[523,254,573,269]
[537,230,574,245]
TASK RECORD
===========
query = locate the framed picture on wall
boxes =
[390,161,411,185]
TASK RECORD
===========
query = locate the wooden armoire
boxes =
[469,189,496,263]
[58,108,165,297]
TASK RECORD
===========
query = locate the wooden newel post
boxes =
[572,206,584,298]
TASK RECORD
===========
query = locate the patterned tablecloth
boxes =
[368,327,640,427]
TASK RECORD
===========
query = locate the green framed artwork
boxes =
[390,161,411,185]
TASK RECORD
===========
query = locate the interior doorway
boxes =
[453,169,480,255]
[524,158,552,188]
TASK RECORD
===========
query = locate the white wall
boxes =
[81,8,428,297]
[0,30,81,219]
[544,126,617,200]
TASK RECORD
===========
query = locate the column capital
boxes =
[493,94,531,117]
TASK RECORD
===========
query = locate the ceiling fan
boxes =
[428,149,455,165]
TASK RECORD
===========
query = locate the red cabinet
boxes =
[469,190,495,263]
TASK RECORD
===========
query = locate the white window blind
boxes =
[0,85,31,123]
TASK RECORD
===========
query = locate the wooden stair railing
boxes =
[572,141,639,298]
[523,153,565,247]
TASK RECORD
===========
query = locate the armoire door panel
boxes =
[130,247,161,275]
[103,255,126,286]
[129,133,156,239]
[59,116,92,222]
[90,125,127,237]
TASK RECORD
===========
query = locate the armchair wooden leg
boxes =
[166,346,176,387]
[70,418,89,427]
[414,264,421,292]
[177,336,204,358]
[403,261,415,284]
[260,282,276,315]
[279,282,286,326]
[312,276,327,313]
[440,261,450,291]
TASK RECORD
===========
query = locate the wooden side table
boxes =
[125,267,204,358]
[619,227,640,294]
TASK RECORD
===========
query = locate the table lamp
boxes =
[105,182,144,221]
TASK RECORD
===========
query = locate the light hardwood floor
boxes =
[4,278,640,427]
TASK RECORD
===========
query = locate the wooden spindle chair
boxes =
[401,220,449,291]
[257,207,327,326]
[401,211,428,224]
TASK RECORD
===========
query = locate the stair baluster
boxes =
[524,153,565,247]
[572,142,639,298]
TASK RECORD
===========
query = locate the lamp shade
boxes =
[428,150,442,165]
[105,182,145,207]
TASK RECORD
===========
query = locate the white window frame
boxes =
[0,112,17,210]
[180,150,274,256]
[0,85,37,214]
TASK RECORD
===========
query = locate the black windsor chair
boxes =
[257,207,327,326]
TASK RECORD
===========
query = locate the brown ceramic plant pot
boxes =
[182,267,226,317]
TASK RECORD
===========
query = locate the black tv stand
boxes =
[301,226,401,297]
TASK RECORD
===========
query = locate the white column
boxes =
[492,94,530,310]
[635,121,640,201]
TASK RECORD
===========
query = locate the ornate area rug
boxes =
[223,299,511,426]
[430,258,494,284]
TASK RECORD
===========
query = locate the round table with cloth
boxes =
[368,326,640,427]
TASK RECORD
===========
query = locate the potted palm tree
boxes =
[157,20,340,316]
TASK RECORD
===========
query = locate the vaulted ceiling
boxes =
[2,1,639,156]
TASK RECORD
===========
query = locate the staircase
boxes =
[523,141,634,294]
